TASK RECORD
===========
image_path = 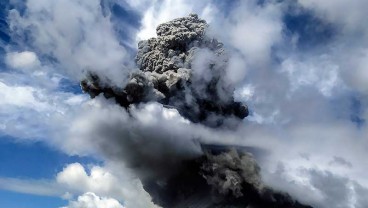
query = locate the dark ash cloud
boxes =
[79,14,312,208]
[81,14,248,127]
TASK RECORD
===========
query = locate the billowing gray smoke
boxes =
[81,13,248,127]
[81,14,312,208]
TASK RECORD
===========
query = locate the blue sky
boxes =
[0,136,99,208]
[0,190,64,208]
[1,0,368,208]
[0,139,64,208]
[0,136,94,179]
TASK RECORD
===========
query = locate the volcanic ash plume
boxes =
[80,14,312,208]
[81,13,248,127]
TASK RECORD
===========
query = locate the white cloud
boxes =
[280,55,343,97]
[232,119,368,208]
[0,162,158,208]
[62,192,124,208]
[295,0,368,97]
[56,163,158,208]
[298,0,368,33]
[0,177,62,197]
[0,81,48,110]
[210,0,283,67]
[341,49,368,94]
[5,51,40,70]
[0,78,87,140]
[8,0,132,86]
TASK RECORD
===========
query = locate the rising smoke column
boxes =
[81,13,248,127]
[81,14,312,208]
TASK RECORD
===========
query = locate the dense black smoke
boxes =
[81,14,312,208]
[143,145,312,208]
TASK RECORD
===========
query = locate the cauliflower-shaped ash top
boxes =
[136,13,215,74]
[81,14,248,126]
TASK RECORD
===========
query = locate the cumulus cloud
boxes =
[62,192,124,208]
[5,51,40,70]
[56,162,158,208]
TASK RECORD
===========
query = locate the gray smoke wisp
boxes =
[80,14,312,208]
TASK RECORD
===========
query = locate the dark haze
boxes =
[81,14,312,208]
